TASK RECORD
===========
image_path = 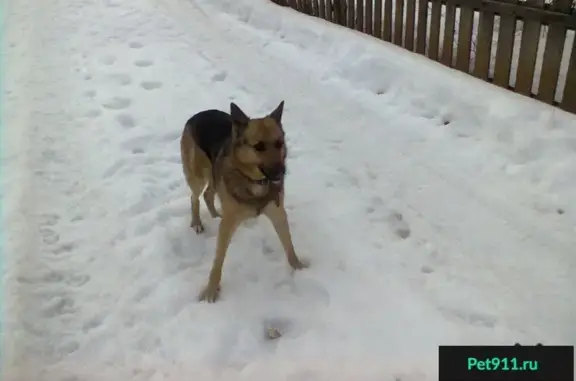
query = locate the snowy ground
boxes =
[2,0,576,379]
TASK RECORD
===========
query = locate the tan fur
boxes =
[180,104,308,303]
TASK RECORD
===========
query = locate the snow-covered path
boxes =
[2,0,575,379]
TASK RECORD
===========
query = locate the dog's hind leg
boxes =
[181,133,209,233]
[190,184,204,233]
[203,181,221,219]
[186,174,209,233]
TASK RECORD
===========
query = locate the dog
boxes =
[180,101,308,303]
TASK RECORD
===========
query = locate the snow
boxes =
[2,0,576,379]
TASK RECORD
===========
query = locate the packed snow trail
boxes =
[2,0,575,379]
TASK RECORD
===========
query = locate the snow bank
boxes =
[199,0,576,224]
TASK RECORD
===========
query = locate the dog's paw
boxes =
[198,284,221,303]
[289,257,309,270]
[191,220,205,234]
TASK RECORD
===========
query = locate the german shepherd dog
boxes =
[180,101,308,303]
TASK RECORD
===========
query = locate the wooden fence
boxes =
[272,0,576,114]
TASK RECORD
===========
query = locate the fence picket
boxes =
[515,0,545,96]
[538,0,572,104]
[456,5,475,72]
[347,0,354,27]
[334,0,346,24]
[473,10,494,80]
[358,0,364,31]
[311,0,320,15]
[493,15,517,88]
[415,0,428,54]
[394,0,404,46]
[405,0,416,50]
[366,0,374,34]
[305,0,313,14]
[441,0,457,66]
[325,0,333,21]
[383,0,393,41]
[560,36,576,113]
[375,0,383,38]
[428,0,442,60]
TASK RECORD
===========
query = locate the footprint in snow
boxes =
[107,73,132,86]
[210,70,228,82]
[99,55,116,66]
[84,109,102,118]
[134,59,153,67]
[140,80,163,90]
[386,211,411,239]
[116,113,137,129]
[41,228,60,245]
[84,89,96,98]
[102,96,131,110]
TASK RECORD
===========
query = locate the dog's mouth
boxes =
[260,166,285,184]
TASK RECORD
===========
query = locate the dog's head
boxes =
[230,101,287,183]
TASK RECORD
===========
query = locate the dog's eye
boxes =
[274,140,284,149]
[253,142,266,152]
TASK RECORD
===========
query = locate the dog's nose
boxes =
[263,164,285,181]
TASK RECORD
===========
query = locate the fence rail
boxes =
[271,0,576,114]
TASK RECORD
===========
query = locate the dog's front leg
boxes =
[263,203,309,270]
[199,216,241,303]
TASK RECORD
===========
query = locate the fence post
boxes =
[537,0,572,104]
[357,0,365,31]
[347,0,355,27]
[415,0,428,54]
[473,9,494,80]
[441,0,456,66]
[493,12,517,88]
[383,0,393,41]
[394,0,405,46]
[455,3,475,72]
[374,0,383,38]
[405,0,416,50]
[560,35,576,113]
[428,0,442,60]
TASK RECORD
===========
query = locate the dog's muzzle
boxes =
[260,165,285,183]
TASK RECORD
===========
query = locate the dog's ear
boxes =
[269,101,284,124]
[230,102,250,127]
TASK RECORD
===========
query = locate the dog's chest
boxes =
[249,183,268,197]
[226,181,281,216]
